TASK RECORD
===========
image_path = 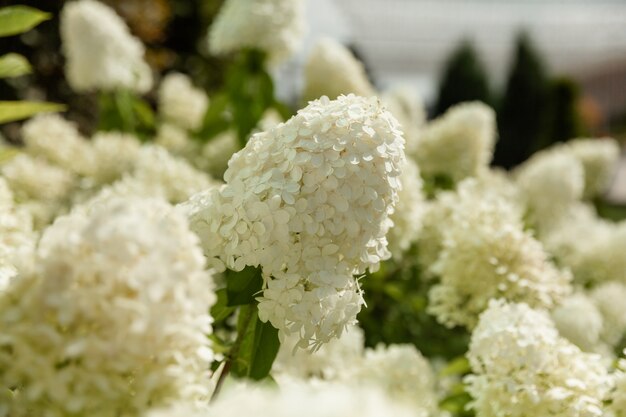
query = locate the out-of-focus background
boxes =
[2,0,626,201]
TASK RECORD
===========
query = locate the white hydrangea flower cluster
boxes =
[354,344,438,415]
[89,131,142,184]
[184,95,405,348]
[611,354,626,417]
[21,114,93,176]
[551,292,604,352]
[572,222,626,285]
[387,158,425,257]
[1,154,75,226]
[466,300,612,417]
[149,381,416,417]
[60,0,153,93]
[302,38,375,104]
[381,86,426,155]
[410,101,496,184]
[0,197,216,417]
[273,325,365,381]
[208,0,305,63]
[423,178,570,328]
[417,171,523,278]
[515,147,585,232]
[590,282,626,348]
[567,138,620,199]
[273,327,437,416]
[539,203,610,268]
[158,73,209,131]
[0,178,35,290]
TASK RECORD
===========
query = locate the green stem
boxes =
[114,89,136,134]
[210,304,256,402]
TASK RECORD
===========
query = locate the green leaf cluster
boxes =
[0,6,64,124]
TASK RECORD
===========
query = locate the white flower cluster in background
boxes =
[273,327,437,416]
[302,38,375,104]
[208,0,305,63]
[551,292,604,352]
[0,178,35,290]
[381,86,426,155]
[590,282,626,348]
[21,114,93,176]
[568,138,620,199]
[423,177,570,328]
[466,300,612,417]
[410,101,496,184]
[159,73,209,131]
[149,381,416,417]
[0,112,217,228]
[60,0,152,93]
[0,198,216,417]
[515,138,620,234]
[184,94,405,348]
[387,158,425,257]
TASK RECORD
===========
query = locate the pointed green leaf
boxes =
[225,266,263,306]
[210,289,236,322]
[0,53,31,78]
[248,320,280,380]
[0,6,51,37]
[0,101,66,124]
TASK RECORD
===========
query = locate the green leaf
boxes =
[130,96,155,129]
[230,305,280,380]
[0,101,65,124]
[210,289,236,322]
[0,53,31,78]
[440,356,471,377]
[225,266,263,306]
[0,6,50,37]
[248,320,280,380]
[0,147,19,163]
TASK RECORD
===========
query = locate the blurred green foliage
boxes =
[434,40,491,117]
[494,33,550,169]
[358,249,470,361]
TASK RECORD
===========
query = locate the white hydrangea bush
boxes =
[60,0,153,93]
[148,381,417,417]
[0,197,216,417]
[208,0,306,63]
[423,177,570,328]
[411,101,497,184]
[158,73,209,131]
[466,300,612,417]
[184,94,405,348]
[302,38,376,104]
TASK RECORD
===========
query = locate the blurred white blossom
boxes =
[411,101,496,184]
[591,282,626,347]
[149,381,416,417]
[426,178,571,328]
[208,0,305,63]
[61,0,152,93]
[0,197,216,417]
[387,158,425,257]
[159,73,209,131]
[568,138,620,199]
[302,38,375,104]
[21,114,93,176]
[551,292,604,352]
[466,299,612,417]
[515,147,585,232]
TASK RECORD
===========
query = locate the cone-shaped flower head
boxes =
[184,94,405,348]
[61,0,153,93]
